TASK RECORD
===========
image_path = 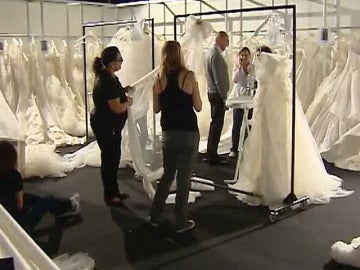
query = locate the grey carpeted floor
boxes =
[24,155,360,270]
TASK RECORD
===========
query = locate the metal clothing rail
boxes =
[173,5,304,207]
[81,18,155,142]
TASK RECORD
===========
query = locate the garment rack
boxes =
[174,5,309,218]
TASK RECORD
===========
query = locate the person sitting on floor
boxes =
[0,140,80,233]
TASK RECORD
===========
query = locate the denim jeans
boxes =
[151,130,199,228]
[20,193,71,230]
[231,108,253,152]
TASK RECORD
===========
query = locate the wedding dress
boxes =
[0,89,23,141]
[180,16,233,153]
[0,39,84,179]
[306,39,360,170]
[296,35,331,113]
[306,36,348,127]
[42,42,86,139]
[0,41,17,114]
[8,39,45,145]
[229,52,351,206]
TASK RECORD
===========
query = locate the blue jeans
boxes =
[151,130,199,228]
[231,108,253,152]
[19,193,71,230]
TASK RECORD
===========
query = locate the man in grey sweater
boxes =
[205,31,230,165]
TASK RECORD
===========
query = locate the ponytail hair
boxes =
[92,57,105,77]
[92,46,121,77]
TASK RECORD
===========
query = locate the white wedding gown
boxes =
[306,36,348,128]
[296,35,331,113]
[307,38,360,170]
[229,52,351,206]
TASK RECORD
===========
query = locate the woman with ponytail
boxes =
[90,46,133,207]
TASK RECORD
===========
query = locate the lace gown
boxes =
[229,53,351,206]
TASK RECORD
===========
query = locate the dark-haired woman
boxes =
[90,46,133,207]
[229,47,254,158]
[0,141,80,232]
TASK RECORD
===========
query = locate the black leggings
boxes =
[91,119,122,199]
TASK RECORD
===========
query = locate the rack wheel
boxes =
[269,213,279,223]
[300,200,308,210]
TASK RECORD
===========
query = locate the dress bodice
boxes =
[332,38,348,66]
[346,49,360,70]
[255,52,289,81]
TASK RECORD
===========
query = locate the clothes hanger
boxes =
[74,31,102,48]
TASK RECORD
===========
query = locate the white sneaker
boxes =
[176,220,195,233]
[70,193,80,213]
[56,194,80,218]
[228,151,236,158]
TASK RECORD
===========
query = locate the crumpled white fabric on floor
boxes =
[0,204,60,270]
[331,236,360,268]
[53,253,95,270]
[228,53,352,207]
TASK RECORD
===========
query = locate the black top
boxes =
[91,73,128,130]
[0,169,23,219]
[159,71,198,132]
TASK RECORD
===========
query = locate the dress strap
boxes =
[157,73,162,89]
[182,71,191,89]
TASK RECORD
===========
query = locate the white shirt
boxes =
[231,63,255,97]
[231,64,248,97]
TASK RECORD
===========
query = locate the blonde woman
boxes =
[150,41,202,233]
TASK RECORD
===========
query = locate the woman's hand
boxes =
[127,97,133,107]
[124,86,134,93]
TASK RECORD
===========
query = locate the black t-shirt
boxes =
[91,73,128,130]
[0,169,23,217]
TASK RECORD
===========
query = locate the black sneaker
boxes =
[148,216,160,227]
[175,220,195,233]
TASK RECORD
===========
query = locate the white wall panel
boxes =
[28,2,41,36]
[0,1,27,34]
[68,4,82,37]
[43,2,67,36]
